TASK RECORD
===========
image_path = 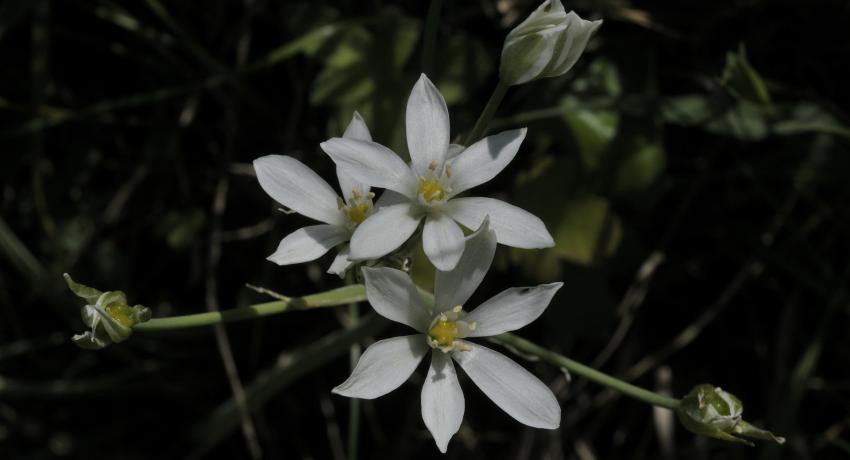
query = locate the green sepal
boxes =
[63,273,103,305]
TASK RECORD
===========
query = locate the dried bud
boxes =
[677,384,785,446]
[64,273,151,350]
[500,1,602,86]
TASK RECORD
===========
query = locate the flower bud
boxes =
[64,273,151,350]
[500,1,602,86]
[677,384,785,446]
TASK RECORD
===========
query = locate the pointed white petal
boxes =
[349,203,422,261]
[253,155,344,225]
[267,224,349,265]
[453,342,560,429]
[374,189,410,208]
[423,213,465,271]
[338,112,374,201]
[445,197,554,249]
[326,245,354,278]
[321,137,417,197]
[407,74,451,176]
[434,218,497,312]
[465,282,563,337]
[343,111,373,142]
[421,351,464,453]
[332,335,428,399]
[362,267,431,332]
[449,128,527,195]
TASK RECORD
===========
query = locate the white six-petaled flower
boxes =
[254,112,390,277]
[320,74,554,271]
[332,219,563,453]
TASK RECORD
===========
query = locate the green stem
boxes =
[491,333,680,410]
[463,80,509,146]
[133,285,366,331]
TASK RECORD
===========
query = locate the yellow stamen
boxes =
[418,177,446,203]
[428,319,459,348]
[344,202,370,225]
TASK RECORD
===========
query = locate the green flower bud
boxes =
[500,1,602,86]
[64,273,151,350]
[677,384,785,446]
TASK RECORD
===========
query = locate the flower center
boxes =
[339,189,374,228]
[426,305,476,353]
[416,161,452,205]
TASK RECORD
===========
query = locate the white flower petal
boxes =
[421,351,464,453]
[342,110,373,142]
[407,74,451,176]
[447,143,466,159]
[543,13,603,79]
[333,335,428,399]
[423,213,465,271]
[362,267,431,332]
[321,137,417,197]
[465,282,563,337]
[434,218,497,312]
[445,197,554,249]
[267,224,349,265]
[374,189,409,208]
[449,128,527,195]
[254,155,344,225]
[452,342,560,429]
[338,111,374,201]
[349,203,422,261]
[326,244,354,278]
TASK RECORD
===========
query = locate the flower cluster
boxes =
[253,71,568,451]
[250,2,602,451]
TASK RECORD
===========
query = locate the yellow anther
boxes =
[428,319,459,348]
[452,305,463,313]
[418,177,446,203]
[445,164,453,178]
[468,322,477,331]
[351,188,362,199]
[344,202,370,225]
[428,160,438,171]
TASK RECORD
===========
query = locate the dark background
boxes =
[1,0,849,458]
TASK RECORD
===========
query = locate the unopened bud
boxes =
[500,1,602,86]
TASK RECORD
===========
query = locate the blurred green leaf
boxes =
[553,195,622,266]
[561,96,619,170]
[613,137,665,194]
[721,44,772,107]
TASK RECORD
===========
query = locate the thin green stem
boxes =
[133,285,366,331]
[421,0,444,75]
[463,80,509,146]
[491,333,680,410]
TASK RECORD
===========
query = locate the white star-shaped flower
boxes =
[254,112,388,277]
[321,74,554,271]
[332,219,563,453]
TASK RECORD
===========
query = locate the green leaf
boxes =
[553,195,622,266]
[561,96,619,170]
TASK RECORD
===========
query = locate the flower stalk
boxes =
[463,80,509,146]
[133,285,366,332]
[491,332,680,410]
